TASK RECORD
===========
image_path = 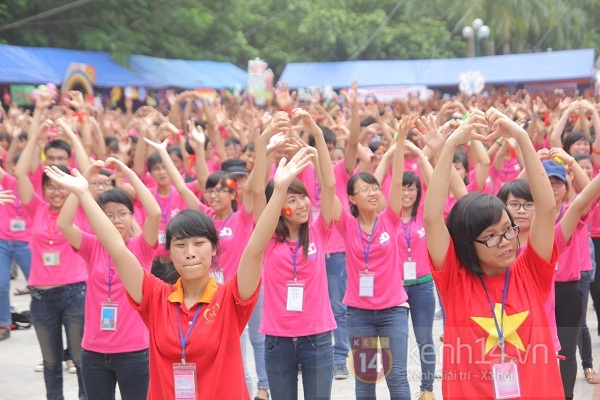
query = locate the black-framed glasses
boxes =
[506,201,535,212]
[473,225,520,248]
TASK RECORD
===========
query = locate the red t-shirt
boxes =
[128,271,259,400]
[431,238,563,399]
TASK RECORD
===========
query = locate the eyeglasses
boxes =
[91,182,113,189]
[44,185,67,193]
[473,225,520,248]
[506,201,535,211]
[150,164,166,172]
[354,186,381,195]
[105,211,132,221]
[402,187,418,194]
[550,180,565,189]
[204,187,229,196]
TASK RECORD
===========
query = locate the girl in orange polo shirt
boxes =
[43,147,315,400]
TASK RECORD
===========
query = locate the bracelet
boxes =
[494,140,502,147]
[418,156,429,165]
[593,144,600,155]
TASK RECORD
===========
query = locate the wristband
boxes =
[494,140,502,147]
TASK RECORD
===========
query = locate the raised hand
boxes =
[416,114,445,154]
[82,160,106,181]
[262,111,290,140]
[44,166,87,194]
[0,190,15,205]
[144,137,168,153]
[64,91,85,111]
[273,147,314,190]
[486,107,528,142]
[549,147,574,166]
[187,120,206,150]
[292,108,322,136]
[446,110,488,146]
[274,81,296,110]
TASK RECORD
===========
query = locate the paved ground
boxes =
[2,271,599,399]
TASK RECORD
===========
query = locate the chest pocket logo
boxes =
[204,303,220,323]
[220,227,233,238]
[417,228,425,239]
[379,232,391,246]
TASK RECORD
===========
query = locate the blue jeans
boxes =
[326,252,350,364]
[578,271,594,369]
[81,349,149,400]
[346,306,410,400]
[248,285,268,390]
[265,332,334,400]
[0,239,31,326]
[405,280,436,392]
[30,282,87,400]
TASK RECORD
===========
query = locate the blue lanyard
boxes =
[214,211,234,233]
[107,258,115,301]
[156,187,172,225]
[285,237,301,282]
[555,204,564,224]
[478,268,511,357]
[358,216,378,271]
[177,304,203,363]
[401,217,413,261]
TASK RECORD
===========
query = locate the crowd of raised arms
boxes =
[2,81,600,400]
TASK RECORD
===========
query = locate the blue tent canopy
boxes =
[129,55,249,89]
[279,49,596,88]
[0,45,248,89]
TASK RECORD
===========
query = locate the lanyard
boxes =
[401,217,413,261]
[156,187,172,225]
[177,304,203,363]
[358,216,378,271]
[478,267,511,359]
[48,211,57,247]
[214,211,234,233]
[555,204,564,224]
[107,258,115,302]
[285,237,301,282]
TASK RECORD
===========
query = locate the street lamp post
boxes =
[462,18,490,57]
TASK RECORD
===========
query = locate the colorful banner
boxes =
[248,58,273,107]
[61,63,97,101]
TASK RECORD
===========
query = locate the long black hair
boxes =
[265,178,310,257]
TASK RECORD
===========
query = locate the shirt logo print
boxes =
[417,228,425,239]
[379,232,391,246]
[219,227,233,238]
[204,303,220,323]
[307,242,317,257]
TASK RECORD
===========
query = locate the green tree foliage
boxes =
[0,0,597,76]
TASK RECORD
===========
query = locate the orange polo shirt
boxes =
[128,270,259,399]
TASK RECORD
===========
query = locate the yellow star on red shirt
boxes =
[471,303,529,354]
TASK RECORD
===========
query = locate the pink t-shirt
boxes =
[206,154,221,174]
[24,193,88,286]
[260,214,336,337]
[467,168,494,195]
[397,207,429,279]
[269,163,321,208]
[0,173,32,243]
[442,180,479,220]
[589,202,600,238]
[326,161,351,254]
[213,208,254,281]
[555,204,586,282]
[150,186,190,257]
[490,156,521,194]
[76,232,156,353]
[335,206,409,309]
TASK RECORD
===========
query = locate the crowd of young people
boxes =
[2,82,600,400]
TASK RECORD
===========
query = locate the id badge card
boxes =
[100,301,119,331]
[158,231,166,245]
[42,252,60,266]
[286,281,305,312]
[359,271,374,297]
[492,360,521,399]
[10,218,26,232]
[173,363,197,400]
[403,261,417,280]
